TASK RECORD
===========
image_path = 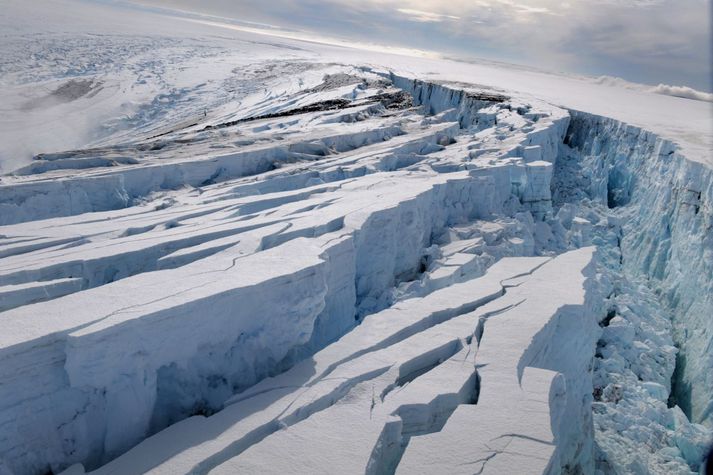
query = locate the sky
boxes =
[133,0,712,92]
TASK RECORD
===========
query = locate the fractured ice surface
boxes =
[0,38,712,475]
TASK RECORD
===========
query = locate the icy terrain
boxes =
[1,1,712,474]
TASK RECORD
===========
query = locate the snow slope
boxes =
[1,1,711,474]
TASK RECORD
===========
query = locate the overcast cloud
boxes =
[134,0,711,91]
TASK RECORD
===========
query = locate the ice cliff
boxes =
[0,66,710,475]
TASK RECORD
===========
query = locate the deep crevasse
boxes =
[554,110,713,473]
[375,75,713,472]
[564,110,713,427]
[0,71,710,475]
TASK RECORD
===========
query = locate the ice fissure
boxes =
[556,110,713,472]
[0,68,710,475]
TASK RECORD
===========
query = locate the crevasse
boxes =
[0,72,710,475]
[563,110,713,426]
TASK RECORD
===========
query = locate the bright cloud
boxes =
[396,8,460,22]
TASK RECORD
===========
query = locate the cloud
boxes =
[396,8,460,23]
[593,75,713,102]
[649,84,713,102]
[493,0,555,15]
[134,0,712,92]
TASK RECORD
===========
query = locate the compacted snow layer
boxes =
[0,63,711,475]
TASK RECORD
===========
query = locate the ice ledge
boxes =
[397,247,601,474]
[76,249,599,475]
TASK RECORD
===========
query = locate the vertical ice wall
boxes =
[564,111,713,428]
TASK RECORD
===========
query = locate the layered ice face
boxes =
[0,58,711,475]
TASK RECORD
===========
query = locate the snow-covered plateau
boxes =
[1,1,712,474]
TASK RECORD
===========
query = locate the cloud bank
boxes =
[593,75,713,102]
[648,84,713,102]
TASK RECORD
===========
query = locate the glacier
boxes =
[1,4,712,475]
